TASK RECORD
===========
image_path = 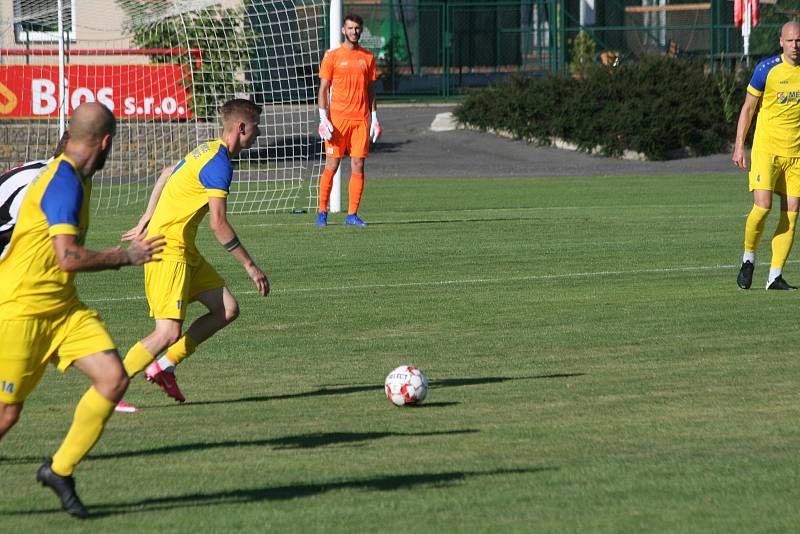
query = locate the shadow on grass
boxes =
[187,373,585,408]
[0,429,479,465]
[12,466,556,518]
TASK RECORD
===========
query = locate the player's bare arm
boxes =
[368,81,381,142]
[733,93,759,171]
[208,196,269,296]
[52,232,165,272]
[122,163,178,241]
[318,78,331,110]
[318,79,334,141]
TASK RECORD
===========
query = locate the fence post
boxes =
[444,4,450,97]
[710,0,717,73]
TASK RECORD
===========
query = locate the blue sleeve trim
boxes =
[198,145,232,192]
[171,159,186,175]
[40,161,82,227]
[749,55,781,93]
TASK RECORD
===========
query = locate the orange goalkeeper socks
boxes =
[348,172,364,215]
[319,168,334,212]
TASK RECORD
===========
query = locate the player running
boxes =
[315,12,381,227]
[119,98,269,406]
[0,103,164,518]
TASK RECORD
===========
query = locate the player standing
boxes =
[734,21,800,290]
[0,103,164,518]
[315,12,381,227]
[119,98,269,404]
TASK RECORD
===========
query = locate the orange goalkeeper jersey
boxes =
[319,46,376,121]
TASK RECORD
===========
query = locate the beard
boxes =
[95,145,111,171]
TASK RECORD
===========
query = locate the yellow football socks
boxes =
[771,210,798,269]
[122,341,154,378]
[51,387,114,476]
[744,204,770,254]
[164,334,198,366]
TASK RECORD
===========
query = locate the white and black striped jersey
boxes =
[0,159,51,260]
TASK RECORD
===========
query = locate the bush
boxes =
[454,57,748,160]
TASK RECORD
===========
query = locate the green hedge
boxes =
[454,57,748,160]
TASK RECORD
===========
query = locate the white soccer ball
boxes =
[384,365,428,406]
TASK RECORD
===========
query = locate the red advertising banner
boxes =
[0,65,192,119]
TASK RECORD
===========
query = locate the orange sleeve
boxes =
[368,53,377,81]
[319,50,334,80]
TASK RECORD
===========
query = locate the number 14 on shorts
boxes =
[1,380,14,394]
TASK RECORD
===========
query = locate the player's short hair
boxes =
[343,13,363,26]
[68,102,116,144]
[220,98,261,126]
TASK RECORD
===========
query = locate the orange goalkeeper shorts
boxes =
[325,117,370,159]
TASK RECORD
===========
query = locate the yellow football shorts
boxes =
[144,257,225,320]
[749,148,800,197]
[0,304,116,404]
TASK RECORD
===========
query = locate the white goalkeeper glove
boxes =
[369,111,382,143]
[318,108,333,141]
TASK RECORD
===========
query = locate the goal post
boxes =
[0,0,329,215]
[328,0,342,214]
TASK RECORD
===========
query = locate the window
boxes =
[14,0,76,43]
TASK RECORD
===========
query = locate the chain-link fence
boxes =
[339,0,799,98]
[344,0,556,97]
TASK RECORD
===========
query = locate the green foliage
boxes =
[117,1,257,120]
[717,68,739,123]
[455,57,747,160]
[569,30,598,78]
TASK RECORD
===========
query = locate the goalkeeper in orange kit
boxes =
[315,12,381,227]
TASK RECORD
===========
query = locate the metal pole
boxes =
[710,0,716,72]
[329,0,342,213]
[57,0,66,137]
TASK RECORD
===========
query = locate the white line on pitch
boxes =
[235,205,738,227]
[82,262,752,303]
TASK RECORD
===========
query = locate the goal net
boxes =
[0,0,327,214]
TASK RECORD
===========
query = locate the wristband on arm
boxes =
[223,236,242,252]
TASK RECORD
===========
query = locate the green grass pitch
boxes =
[1,173,798,531]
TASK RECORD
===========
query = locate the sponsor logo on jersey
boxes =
[776,91,800,104]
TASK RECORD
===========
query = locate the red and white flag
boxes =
[734,0,759,28]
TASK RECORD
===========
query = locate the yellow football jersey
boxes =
[0,155,90,317]
[147,140,232,265]
[748,54,800,157]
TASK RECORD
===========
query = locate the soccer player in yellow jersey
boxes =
[0,103,164,518]
[734,21,800,290]
[315,12,381,227]
[119,99,269,405]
